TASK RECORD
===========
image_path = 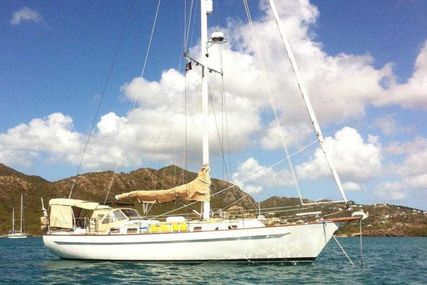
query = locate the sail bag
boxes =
[115,165,211,204]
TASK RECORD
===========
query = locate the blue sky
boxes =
[1,0,426,210]
[314,0,427,87]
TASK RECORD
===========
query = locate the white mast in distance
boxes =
[12,208,15,232]
[20,194,24,233]
[201,0,213,220]
[267,0,348,205]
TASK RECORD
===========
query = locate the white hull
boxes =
[7,234,28,239]
[43,221,341,263]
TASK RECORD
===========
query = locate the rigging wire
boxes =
[184,67,188,173]
[220,48,225,181]
[267,0,348,204]
[146,198,350,220]
[68,0,135,199]
[179,0,193,71]
[150,89,187,190]
[151,118,166,190]
[173,146,177,187]
[219,140,319,211]
[242,0,304,205]
[189,0,199,50]
[184,0,195,51]
[143,202,154,217]
[140,0,163,81]
[219,44,233,181]
[151,139,318,219]
[183,0,189,177]
[216,43,232,182]
[159,0,200,192]
[222,80,233,182]
[103,0,162,204]
[180,0,203,185]
[333,235,355,266]
[152,83,187,190]
[175,0,197,187]
[161,121,177,188]
[146,205,313,220]
[214,0,220,31]
[173,0,192,186]
[179,83,202,185]
[179,0,187,71]
[208,84,230,182]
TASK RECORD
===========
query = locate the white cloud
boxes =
[374,40,427,110]
[0,113,81,154]
[343,182,362,192]
[296,127,383,182]
[2,0,427,179]
[113,0,399,165]
[97,112,127,135]
[0,113,82,167]
[10,7,45,26]
[384,138,427,198]
[0,149,38,168]
[375,174,427,202]
[391,140,427,177]
[407,174,427,189]
[375,138,427,201]
[224,0,394,129]
[0,112,144,170]
[373,114,413,136]
[385,137,426,155]
[260,123,313,150]
[232,157,294,194]
[376,181,406,201]
[120,68,262,158]
[121,69,188,109]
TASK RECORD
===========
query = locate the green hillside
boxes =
[0,163,255,235]
[1,163,426,236]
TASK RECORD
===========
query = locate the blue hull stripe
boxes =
[54,232,290,246]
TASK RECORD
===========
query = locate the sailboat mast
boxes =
[201,0,211,220]
[201,0,209,166]
[20,194,23,233]
[12,208,15,232]
[267,0,348,204]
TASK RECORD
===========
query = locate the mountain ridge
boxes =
[0,164,426,237]
[0,164,256,234]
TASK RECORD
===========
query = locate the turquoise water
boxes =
[0,237,426,284]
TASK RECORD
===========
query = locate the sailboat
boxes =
[42,0,359,263]
[8,194,28,239]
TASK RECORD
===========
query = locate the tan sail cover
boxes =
[48,198,108,229]
[116,165,211,204]
[49,199,84,229]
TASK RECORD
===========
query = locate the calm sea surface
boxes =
[0,237,426,285]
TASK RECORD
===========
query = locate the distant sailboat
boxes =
[8,194,28,239]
